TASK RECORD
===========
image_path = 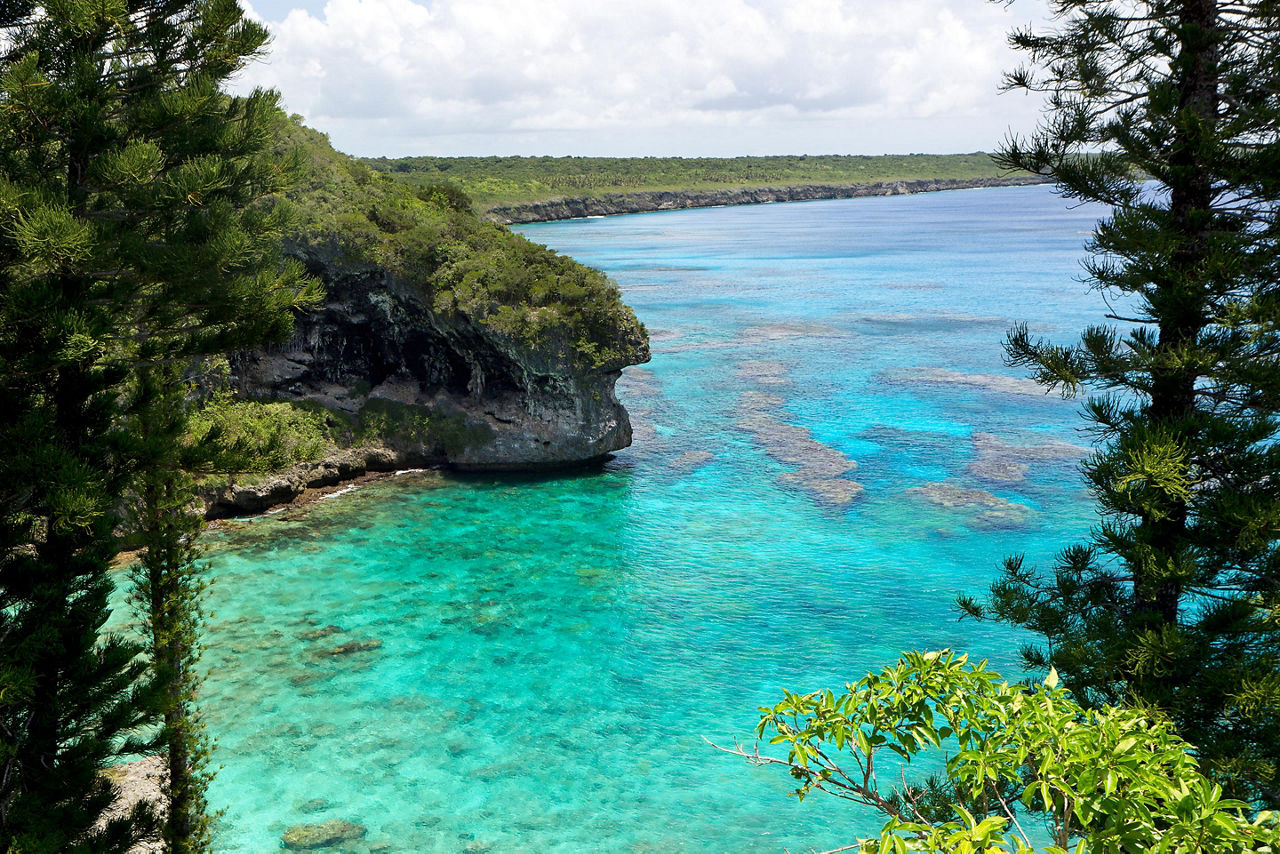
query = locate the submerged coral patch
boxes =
[739,321,850,342]
[967,458,1030,483]
[972,431,1083,461]
[734,379,863,508]
[737,390,786,410]
[905,481,1033,529]
[626,407,660,446]
[660,339,741,353]
[281,819,366,850]
[617,367,662,399]
[883,367,1051,397]
[966,431,1085,484]
[312,639,383,657]
[669,450,715,471]
[880,280,949,291]
[735,360,793,386]
[848,312,1009,328]
[298,625,344,641]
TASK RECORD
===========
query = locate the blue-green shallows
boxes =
[128,185,1111,852]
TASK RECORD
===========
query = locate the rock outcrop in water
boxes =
[487,176,1051,224]
[227,116,650,476]
[233,241,648,470]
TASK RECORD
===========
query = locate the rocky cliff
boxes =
[233,243,648,470]
[227,116,649,475]
[487,176,1051,224]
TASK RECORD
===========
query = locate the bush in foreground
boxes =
[721,651,1278,853]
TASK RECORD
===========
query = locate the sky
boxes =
[230,0,1052,159]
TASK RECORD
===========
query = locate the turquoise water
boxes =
[138,185,1112,852]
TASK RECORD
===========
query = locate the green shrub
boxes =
[186,397,334,473]
[729,650,1280,852]
[415,182,473,213]
[356,398,492,455]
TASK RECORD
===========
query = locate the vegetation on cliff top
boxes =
[187,396,335,475]
[360,152,1010,210]
[278,117,647,370]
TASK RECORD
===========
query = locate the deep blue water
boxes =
[132,185,1111,852]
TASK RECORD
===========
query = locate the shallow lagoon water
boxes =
[147,185,1111,851]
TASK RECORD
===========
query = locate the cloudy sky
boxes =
[231,0,1051,159]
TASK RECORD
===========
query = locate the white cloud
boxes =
[232,0,1050,157]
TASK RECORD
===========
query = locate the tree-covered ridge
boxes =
[360,152,1007,209]
[280,118,646,370]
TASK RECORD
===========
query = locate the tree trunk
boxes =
[1139,0,1221,626]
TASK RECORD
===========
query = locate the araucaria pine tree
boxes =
[960,0,1280,805]
[128,364,216,854]
[0,0,318,849]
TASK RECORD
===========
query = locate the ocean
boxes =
[151,183,1109,852]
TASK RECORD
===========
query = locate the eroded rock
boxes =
[201,447,405,518]
[103,756,165,854]
[486,177,1053,224]
[232,241,650,474]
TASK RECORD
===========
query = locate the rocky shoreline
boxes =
[199,446,420,519]
[485,176,1052,224]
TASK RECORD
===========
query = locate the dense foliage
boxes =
[184,394,497,479]
[361,152,1009,209]
[729,651,1278,853]
[959,0,1280,806]
[187,396,335,475]
[129,366,217,854]
[0,0,318,848]
[283,119,645,369]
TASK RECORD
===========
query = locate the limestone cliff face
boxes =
[232,243,650,470]
[487,176,1051,224]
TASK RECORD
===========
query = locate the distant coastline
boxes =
[486,176,1053,224]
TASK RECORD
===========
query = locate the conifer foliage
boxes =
[128,364,217,854]
[0,0,318,849]
[960,0,1280,804]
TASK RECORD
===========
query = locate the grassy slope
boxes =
[277,116,645,369]
[360,152,1007,209]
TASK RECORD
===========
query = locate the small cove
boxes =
[114,184,1109,852]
